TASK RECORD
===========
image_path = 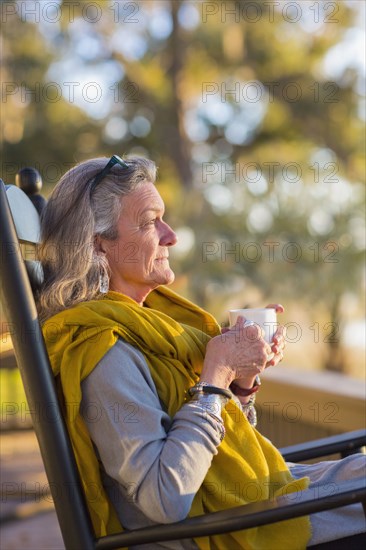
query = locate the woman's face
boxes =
[99,182,177,304]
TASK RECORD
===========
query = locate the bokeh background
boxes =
[1,0,365,380]
[0,2,365,547]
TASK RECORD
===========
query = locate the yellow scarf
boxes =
[43,286,311,549]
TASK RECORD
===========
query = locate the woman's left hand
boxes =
[265,303,285,367]
[220,303,286,390]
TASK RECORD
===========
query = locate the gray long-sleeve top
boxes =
[80,339,366,549]
[80,338,226,549]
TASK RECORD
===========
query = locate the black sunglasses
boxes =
[89,155,129,195]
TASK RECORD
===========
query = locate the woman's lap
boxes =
[288,453,366,545]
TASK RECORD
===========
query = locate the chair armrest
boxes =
[280,430,366,462]
[95,477,366,550]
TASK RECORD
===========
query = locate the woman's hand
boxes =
[265,303,286,368]
[201,304,286,392]
[232,304,286,392]
[200,316,273,389]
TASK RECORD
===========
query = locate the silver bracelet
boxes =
[240,395,257,427]
[190,392,226,442]
[190,391,228,412]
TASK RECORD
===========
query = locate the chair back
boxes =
[4,184,44,290]
[0,180,96,549]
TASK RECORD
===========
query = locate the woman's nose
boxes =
[160,222,178,247]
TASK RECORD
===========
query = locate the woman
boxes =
[38,156,365,549]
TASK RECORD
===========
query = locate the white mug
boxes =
[229,308,278,343]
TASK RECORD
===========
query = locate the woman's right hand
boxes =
[200,316,272,389]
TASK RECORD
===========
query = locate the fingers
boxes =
[267,328,286,367]
[234,317,285,355]
[266,303,284,313]
[231,316,265,341]
[271,325,286,347]
[228,318,269,371]
[271,334,285,353]
[233,315,253,328]
[266,338,286,368]
[266,352,283,368]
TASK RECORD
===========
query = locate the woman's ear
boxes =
[94,235,107,254]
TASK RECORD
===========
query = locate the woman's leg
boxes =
[288,453,366,545]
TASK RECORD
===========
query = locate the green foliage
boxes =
[1,0,365,374]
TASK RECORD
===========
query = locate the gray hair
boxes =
[37,156,156,321]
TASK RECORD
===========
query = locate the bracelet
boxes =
[241,398,257,428]
[230,375,261,397]
[188,383,232,400]
[240,393,256,411]
[189,390,227,443]
[190,391,228,410]
[206,413,226,442]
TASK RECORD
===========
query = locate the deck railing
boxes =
[1,335,365,443]
[256,367,365,448]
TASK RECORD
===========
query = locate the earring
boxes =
[99,271,109,294]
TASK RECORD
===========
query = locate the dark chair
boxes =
[15,167,47,215]
[1,178,365,550]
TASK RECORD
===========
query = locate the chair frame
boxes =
[1,178,365,550]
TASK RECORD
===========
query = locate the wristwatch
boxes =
[230,375,261,397]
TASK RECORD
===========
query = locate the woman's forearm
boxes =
[80,339,223,523]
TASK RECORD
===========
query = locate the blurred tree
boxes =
[1,0,364,374]
[0,0,100,189]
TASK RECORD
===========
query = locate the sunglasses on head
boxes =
[89,155,129,195]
